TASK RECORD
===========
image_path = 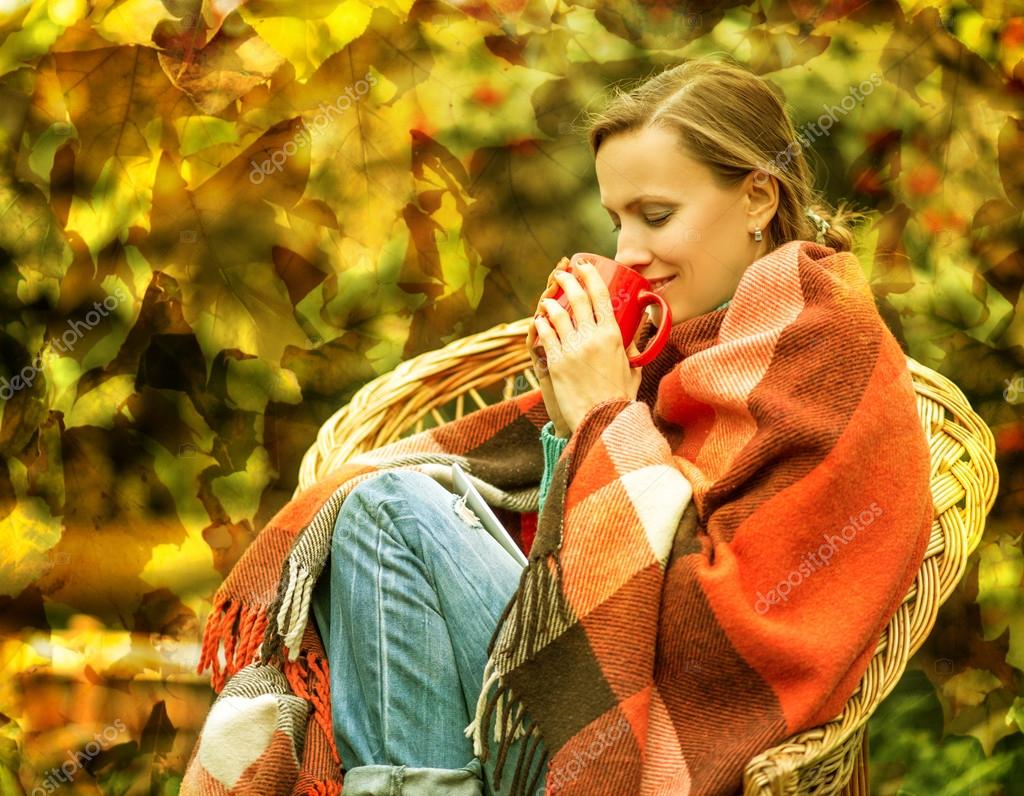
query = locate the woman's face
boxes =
[594,125,777,325]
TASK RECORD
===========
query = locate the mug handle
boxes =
[628,291,672,367]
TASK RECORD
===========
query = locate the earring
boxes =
[753,227,763,242]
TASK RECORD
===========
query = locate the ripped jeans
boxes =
[310,469,549,795]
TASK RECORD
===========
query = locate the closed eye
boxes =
[611,214,672,233]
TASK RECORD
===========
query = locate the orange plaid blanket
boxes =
[181,239,933,795]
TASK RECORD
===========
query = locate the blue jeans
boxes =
[310,469,549,795]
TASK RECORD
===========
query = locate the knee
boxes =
[346,468,436,506]
[335,469,440,542]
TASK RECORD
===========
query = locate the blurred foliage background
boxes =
[0,0,1022,793]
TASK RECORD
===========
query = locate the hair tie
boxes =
[805,207,831,243]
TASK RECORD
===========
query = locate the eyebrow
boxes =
[600,194,676,212]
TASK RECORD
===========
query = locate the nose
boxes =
[614,234,654,274]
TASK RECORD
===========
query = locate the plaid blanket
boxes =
[181,239,933,795]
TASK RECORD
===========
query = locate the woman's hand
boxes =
[531,259,642,435]
[526,258,572,437]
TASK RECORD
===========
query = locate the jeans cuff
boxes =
[341,757,484,795]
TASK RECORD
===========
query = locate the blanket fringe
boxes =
[276,557,316,661]
[196,595,269,693]
[512,724,547,796]
[463,549,567,795]
[284,644,342,767]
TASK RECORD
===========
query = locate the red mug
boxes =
[537,252,673,367]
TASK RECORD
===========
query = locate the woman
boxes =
[186,55,930,796]
[310,55,892,796]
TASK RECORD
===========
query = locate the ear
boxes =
[745,169,779,231]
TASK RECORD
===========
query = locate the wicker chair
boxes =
[296,316,999,795]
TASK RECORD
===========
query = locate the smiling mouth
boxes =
[649,276,677,292]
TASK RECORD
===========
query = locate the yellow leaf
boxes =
[157,28,286,115]
[175,114,240,157]
[25,120,75,185]
[66,153,162,261]
[944,679,1018,757]
[0,496,63,598]
[92,0,175,45]
[0,169,71,306]
[238,0,374,81]
[65,374,135,429]
[977,538,1024,671]
[54,46,175,260]
[0,0,62,78]
[181,261,311,367]
[211,447,274,524]
[941,668,1003,713]
[225,358,302,411]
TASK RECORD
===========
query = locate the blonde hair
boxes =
[581,55,868,253]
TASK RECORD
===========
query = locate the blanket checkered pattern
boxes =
[181,238,933,795]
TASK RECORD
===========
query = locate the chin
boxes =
[656,291,686,320]
[665,300,711,326]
